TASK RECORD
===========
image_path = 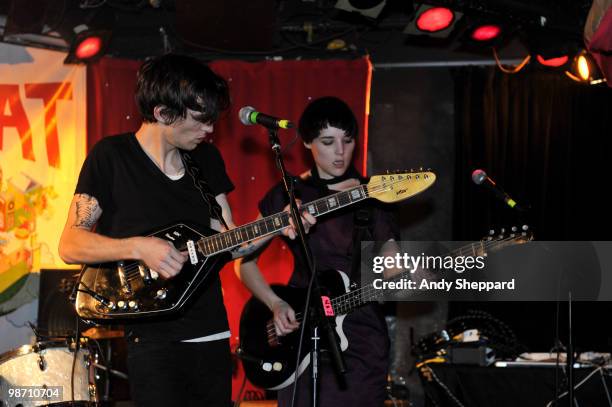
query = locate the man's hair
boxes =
[135,54,230,124]
[298,96,358,143]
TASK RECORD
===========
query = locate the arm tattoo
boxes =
[232,242,256,259]
[73,194,101,229]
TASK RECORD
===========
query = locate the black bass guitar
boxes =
[74,170,436,321]
[238,227,532,390]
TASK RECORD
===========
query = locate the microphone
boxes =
[471,169,525,211]
[239,106,294,130]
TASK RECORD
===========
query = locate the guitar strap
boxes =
[180,150,230,231]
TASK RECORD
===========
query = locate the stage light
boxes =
[404,5,463,39]
[64,30,111,64]
[75,37,102,60]
[536,55,569,68]
[527,32,575,70]
[470,25,502,42]
[565,50,607,85]
[416,7,455,33]
[577,54,590,80]
[334,0,387,19]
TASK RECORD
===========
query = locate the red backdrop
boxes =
[86,56,372,399]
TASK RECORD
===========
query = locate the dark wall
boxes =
[369,67,455,241]
[451,67,612,353]
[368,67,454,405]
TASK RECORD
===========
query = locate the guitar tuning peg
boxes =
[489,229,495,236]
[500,228,506,234]
[522,225,529,231]
[419,166,423,171]
[511,226,518,232]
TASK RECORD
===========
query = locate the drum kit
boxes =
[0,325,127,407]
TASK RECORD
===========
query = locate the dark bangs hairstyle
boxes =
[298,96,358,143]
[135,54,230,125]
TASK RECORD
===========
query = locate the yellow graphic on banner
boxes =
[0,45,86,314]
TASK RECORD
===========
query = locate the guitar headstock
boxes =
[368,168,436,203]
[482,225,533,247]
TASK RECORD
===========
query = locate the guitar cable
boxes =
[544,366,610,407]
[71,314,82,405]
[232,365,248,407]
[76,281,114,309]
[420,364,466,407]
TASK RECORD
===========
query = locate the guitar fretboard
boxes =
[196,185,370,256]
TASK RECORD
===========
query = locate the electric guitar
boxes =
[74,170,436,321]
[238,226,533,390]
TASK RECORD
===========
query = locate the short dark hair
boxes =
[298,96,358,143]
[135,54,230,124]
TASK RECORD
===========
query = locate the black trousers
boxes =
[126,339,231,407]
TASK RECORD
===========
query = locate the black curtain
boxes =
[453,66,612,241]
[451,66,612,352]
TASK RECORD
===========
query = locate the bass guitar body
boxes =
[239,270,351,390]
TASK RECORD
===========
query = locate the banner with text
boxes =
[0,44,86,314]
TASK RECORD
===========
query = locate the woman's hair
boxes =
[135,54,230,124]
[298,96,358,143]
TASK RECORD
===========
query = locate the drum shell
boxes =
[0,342,94,406]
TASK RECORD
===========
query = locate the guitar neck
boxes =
[197,185,370,256]
[330,239,511,315]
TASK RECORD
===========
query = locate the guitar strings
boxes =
[118,175,427,280]
[264,235,523,338]
[330,235,521,311]
[194,176,425,257]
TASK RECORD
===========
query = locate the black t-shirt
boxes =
[75,133,234,341]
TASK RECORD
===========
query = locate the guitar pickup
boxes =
[266,320,281,347]
[117,262,132,295]
[186,240,198,265]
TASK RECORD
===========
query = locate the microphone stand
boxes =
[264,127,346,407]
[566,291,574,407]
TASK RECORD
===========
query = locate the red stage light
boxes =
[64,30,111,64]
[471,25,501,41]
[416,7,454,32]
[75,36,102,60]
[536,55,569,67]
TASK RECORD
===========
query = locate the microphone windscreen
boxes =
[471,169,487,185]
[239,106,256,126]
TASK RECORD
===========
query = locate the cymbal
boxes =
[82,326,124,340]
